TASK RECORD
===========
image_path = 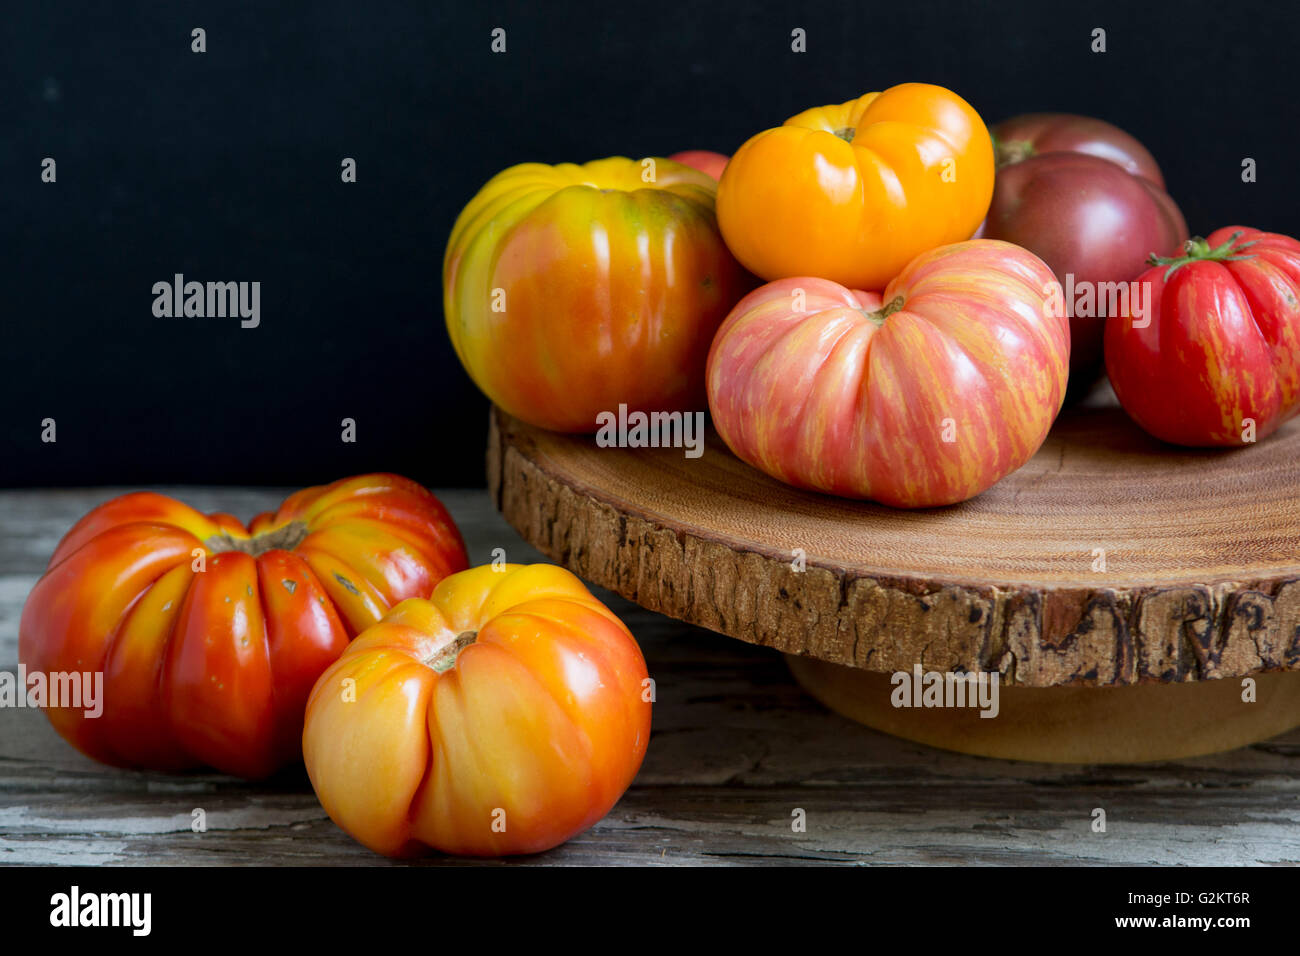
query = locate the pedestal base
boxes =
[786,655,1300,763]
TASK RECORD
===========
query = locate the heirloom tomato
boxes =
[716,83,995,290]
[444,156,752,433]
[981,113,1188,378]
[1105,227,1300,446]
[668,149,728,180]
[302,564,651,857]
[19,474,468,779]
[990,112,1168,185]
[706,240,1070,507]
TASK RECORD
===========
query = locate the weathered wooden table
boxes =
[2,488,1297,865]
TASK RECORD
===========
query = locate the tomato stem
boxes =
[429,630,477,673]
[1147,230,1259,280]
[992,134,1035,168]
[205,521,310,557]
[832,127,856,143]
[862,295,906,328]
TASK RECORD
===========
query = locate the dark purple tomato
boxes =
[991,113,1166,187]
[980,115,1188,385]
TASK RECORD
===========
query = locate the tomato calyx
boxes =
[992,135,1035,168]
[832,127,856,143]
[1148,230,1259,280]
[427,630,477,673]
[861,295,906,328]
[205,520,310,557]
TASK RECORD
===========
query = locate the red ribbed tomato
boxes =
[1105,227,1300,446]
[19,474,468,779]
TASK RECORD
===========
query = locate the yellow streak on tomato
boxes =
[100,563,196,768]
[1172,266,1279,443]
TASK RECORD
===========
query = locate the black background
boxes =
[5,0,1297,488]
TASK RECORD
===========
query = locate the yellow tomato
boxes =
[716,83,995,289]
[444,157,751,433]
[302,564,652,857]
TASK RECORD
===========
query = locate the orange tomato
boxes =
[18,474,468,779]
[444,157,752,433]
[717,83,995,290]
[302,564,652,857]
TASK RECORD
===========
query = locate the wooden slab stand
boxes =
[487,397,1300,761]
[488,400,1300,690]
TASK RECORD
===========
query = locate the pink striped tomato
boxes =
[1105,227,1300,446]
[668,150,728,180]
[706,239,1070,507]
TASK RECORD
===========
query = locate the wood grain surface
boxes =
[3,487,1299,865]
[488,393,1300,687]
